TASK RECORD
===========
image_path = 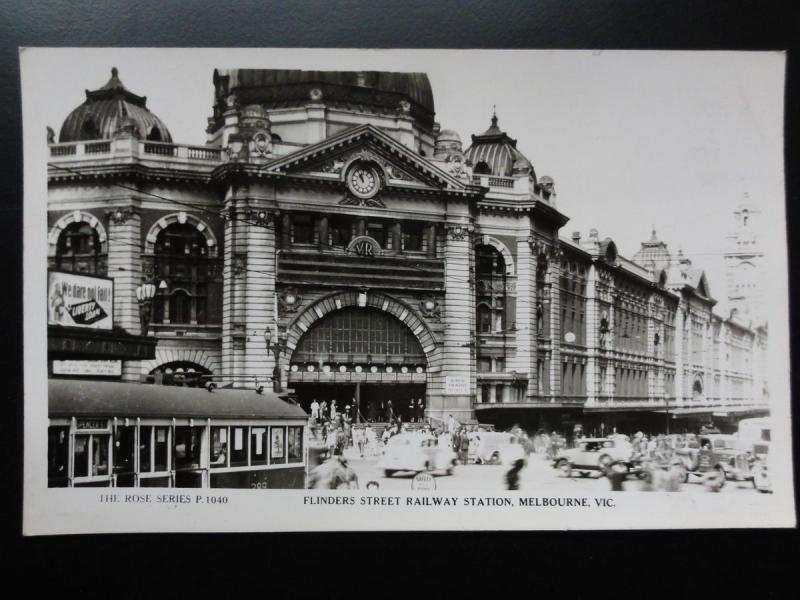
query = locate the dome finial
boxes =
[491,104,498,128]
[111,66,118,78]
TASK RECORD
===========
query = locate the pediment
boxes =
[264,124,473,193]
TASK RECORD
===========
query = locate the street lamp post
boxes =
[264,328,287,393]
[135,281,166,336]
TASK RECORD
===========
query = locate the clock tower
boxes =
[724,195,765,326]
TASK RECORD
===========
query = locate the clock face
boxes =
[347,165,379,198]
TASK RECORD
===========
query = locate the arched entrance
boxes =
[285,292,436,424]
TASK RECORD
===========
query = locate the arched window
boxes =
[153,223,210,325]
[147,126,163,141]
[692,379,703,400]
[473,161,491,175]
[80,117,100,139]
[475,244,505,277]
[55,222,105,274]
[148,361,212,387]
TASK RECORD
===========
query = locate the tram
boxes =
[47,378,310,489]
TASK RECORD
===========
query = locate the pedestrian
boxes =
[447,414,456,435]
[458,428,470,464]
[409,398,415,423]
[310,398,320,424]
[330,401,337,422]
[506,458,525,490]
[417,398,424,423]
[385,400,394,423]
[320,400,328,424]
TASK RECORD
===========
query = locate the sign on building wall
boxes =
[52,360,122,376]
[48,271,113,330]
[445,376,470,395]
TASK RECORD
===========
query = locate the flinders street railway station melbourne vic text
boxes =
[46,67,769,434]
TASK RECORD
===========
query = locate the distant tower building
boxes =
[724,196,765,325]
[632,227,672,275]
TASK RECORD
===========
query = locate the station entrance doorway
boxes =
[286,306,429,423]
[291,382,426,423]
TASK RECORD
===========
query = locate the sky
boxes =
[27,48,787,315]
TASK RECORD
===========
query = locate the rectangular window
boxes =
[174,426,203,470]
[330,216,353,247]
[48,426,70,486]
[292,214,314,244]
[250,427,267,464]
[496,384,505,403]
[230,426,248,467]
[288,427,303,463]
[113,426,136,486]
[481,385,491,403]
[210,426,228,468]
[401,222,424,251]
[367,222,386,246]
[270,427,286,464]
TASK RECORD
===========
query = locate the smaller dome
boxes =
[59,67,172,143]
[632,227,672,274]
[465,112,535,178]
[437,129,461,143]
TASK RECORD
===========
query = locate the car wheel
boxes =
[490,452,500,465]
[579,471,590,478]
[556,459,572,478]
[383,470,395,478]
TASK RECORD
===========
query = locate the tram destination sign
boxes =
[48,271,114,330]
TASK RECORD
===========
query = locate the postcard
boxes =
[22,48,794,533]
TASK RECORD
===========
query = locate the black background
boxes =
[1,0,798,594]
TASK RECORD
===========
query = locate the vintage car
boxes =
[750,442,771,492]
[378,432,458,478]
[553,437,636,478]
[469,432,527,466]
[673,434,743,486]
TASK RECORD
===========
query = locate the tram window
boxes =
[251,427,267,464]
[154,427,169,471]
[288,427,303,463]
[113,426,136,486]
[48,426,69,486]
[74,436,89,477]
[92,435,109,476]
[230,426,248,467]
[139,427,152,472]
[270,427,286,465]
[210,426,228,468]
[174,426,203,470]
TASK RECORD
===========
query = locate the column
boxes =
[548,254,562,401]
[317,215,328,251]
[107,206,142,382]
[243,208,277,387]
[426,224,437,258]
[391,222,402,254]
[584,264,599,405]
[674,306,685,404]
[512,226,535,398]
[436,224,474,423]
[281,213,291,249]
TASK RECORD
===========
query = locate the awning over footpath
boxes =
[49,378,309,420]
[652,406,769,416]
[48,325,157,361]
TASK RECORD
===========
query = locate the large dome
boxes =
[59,67,172,143]
[212,69,435,130]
